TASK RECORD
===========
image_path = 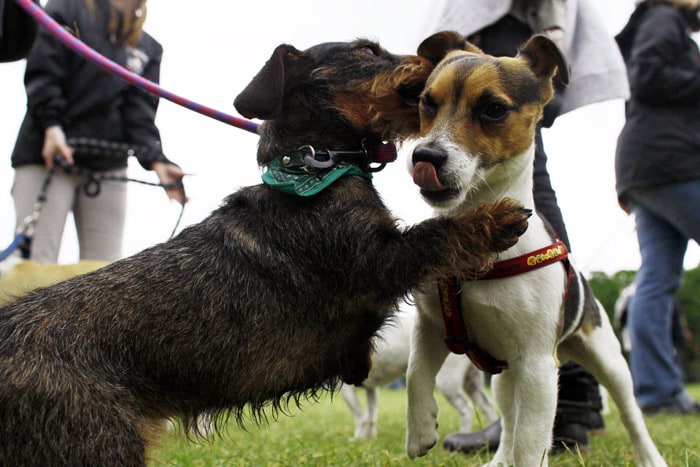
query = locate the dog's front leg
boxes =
[435,354,475,433]
[405,309,449,458]
[339,384,368,440]
[490,355,558,467]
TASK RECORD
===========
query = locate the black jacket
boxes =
[615,3,700,202]
[10,0,171,171]
[0,0,37,62]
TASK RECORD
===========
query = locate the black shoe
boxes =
[551,421,589,455]
[443,420,501,454]
[589,409,605,433]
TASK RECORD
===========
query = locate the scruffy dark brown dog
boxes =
[0,39,529,465]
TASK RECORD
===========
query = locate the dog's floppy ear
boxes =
[417,30,482,65]
[518,35,570,87]
[234,44,309,120]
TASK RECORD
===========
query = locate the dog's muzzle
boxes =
[412,144,459,201]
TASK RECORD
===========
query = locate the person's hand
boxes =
[42,125,74,167]
[152,161,188,204]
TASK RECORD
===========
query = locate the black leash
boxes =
[8,141,186,260]
[64,138,186,239]
[54,155,186,240]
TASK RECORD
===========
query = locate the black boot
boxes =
[443,419,501,454]
[551,362,604,454]
[443,363,604,456]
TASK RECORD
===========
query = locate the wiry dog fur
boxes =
[0,38,530,465]
[404,31,666,467]
[340,304,497,440]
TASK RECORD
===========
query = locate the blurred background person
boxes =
[0,0,38,62]
[615,0,700,415]
[9,0,185,263]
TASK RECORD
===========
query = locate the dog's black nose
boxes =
[412,144,447,168]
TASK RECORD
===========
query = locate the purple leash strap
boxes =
[12,0,260,135]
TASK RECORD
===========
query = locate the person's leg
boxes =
[627,204,686,407]
[12,165,75,263]
[533,126,603,449]
[73,169,127,262]
[670,299,687,373]
[533,125,570,249]
[626,180,700,412]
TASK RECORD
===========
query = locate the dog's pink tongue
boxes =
[413,161,446,191]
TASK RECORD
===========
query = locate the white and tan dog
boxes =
[340,304,497,440]
[404,31,666,466]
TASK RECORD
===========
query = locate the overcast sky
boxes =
[2,0,698,275]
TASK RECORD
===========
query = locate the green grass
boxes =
[149,384,700,466]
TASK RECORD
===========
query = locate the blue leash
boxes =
[0,164,54,262]
[0,232,30,261]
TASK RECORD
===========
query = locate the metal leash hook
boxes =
[17,161,57,238]
[299,145,338,170]
[7,161,58,259]
[298,142,391,172]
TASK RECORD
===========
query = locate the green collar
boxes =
[261,148,372,197]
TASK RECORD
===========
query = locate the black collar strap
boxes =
[261,142,398,197]
[287,142,397,172]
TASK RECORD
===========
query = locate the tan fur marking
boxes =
[333,57,434,139]
[423,59,542,164]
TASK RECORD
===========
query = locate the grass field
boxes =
[149,383,700,466]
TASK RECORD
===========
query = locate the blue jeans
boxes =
[626,179,700,408]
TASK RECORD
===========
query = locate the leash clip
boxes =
[17,206,41,238]
[299,145,338,169]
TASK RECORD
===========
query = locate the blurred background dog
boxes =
[340,304,497,441]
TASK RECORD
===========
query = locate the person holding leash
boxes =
[9,0,185,263]
[422,0,630,454]
[615,0,700,415]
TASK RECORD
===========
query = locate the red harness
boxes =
[438,240,571,374]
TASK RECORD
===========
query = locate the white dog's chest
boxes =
[416,265,566,361]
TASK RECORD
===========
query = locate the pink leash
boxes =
[11,0,399,167]
[12,0,260,135]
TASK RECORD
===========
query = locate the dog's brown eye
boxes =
[481,103,508,122]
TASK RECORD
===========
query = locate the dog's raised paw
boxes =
[442,198,530,273]
[452,197,530,265]
[483,198,531,252]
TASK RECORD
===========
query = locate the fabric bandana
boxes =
[261,150,372,196]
